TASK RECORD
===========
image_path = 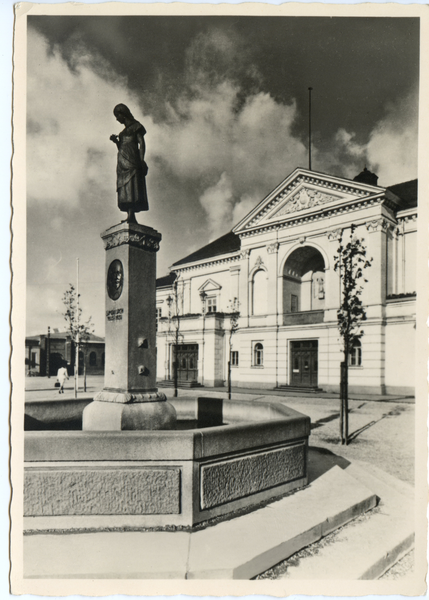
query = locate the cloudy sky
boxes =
[26,15,419,336]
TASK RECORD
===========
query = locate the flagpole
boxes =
[74,257,79,398]
[308,87,313,170]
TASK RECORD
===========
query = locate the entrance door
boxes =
[290,340,318,387]
[174,344,199,383]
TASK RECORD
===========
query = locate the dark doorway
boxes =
[49,353,64,377]
[174,344,199,383]
[290,340,318,387]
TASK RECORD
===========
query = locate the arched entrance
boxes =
[282,246,326,314]
[283,246,326,389]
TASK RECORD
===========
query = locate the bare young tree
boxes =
[62,284,94,395]
[334,226,372,444]
[227,298,240,400]
[166,276,182,398]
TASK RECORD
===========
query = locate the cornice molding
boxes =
[102,229,161,252]
[238,196,384,239]
[173,253,241,274]
[397,213,417,224]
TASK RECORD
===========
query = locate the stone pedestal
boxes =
[83,221,176,431]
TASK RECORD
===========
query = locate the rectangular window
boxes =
[350,346,362,367]
[207,297,217,313]
[291,294,298,312]
[231,351,239,366]
[156,307,162,331]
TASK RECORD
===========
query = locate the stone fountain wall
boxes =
[24,398,310,530]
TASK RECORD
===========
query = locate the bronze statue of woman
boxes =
[110,104,149,223]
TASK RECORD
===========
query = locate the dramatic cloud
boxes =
[321,88,418,186]
[149,29,307,239]
[27,26,308,251]
[27,28,139,208]
[366,88,418,186]
[25,21,419,336]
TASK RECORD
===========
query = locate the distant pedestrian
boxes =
[56,363,69,394]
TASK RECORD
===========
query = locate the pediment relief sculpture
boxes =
[274,187,340,218]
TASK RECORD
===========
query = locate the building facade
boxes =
[25,331,105,377]
[156,168,417,395]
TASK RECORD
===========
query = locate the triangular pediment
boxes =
[198,278,222,292]
[233,168,385,233]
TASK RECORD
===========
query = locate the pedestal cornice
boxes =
[101,222,162,252]
[94,390,167,404]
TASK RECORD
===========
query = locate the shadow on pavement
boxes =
[308,446,351,484]
[310,412,340,430]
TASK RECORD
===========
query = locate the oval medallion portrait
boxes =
[107,259,124,301]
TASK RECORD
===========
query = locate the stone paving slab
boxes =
[24,465,376,579]
[279,461,414,580]
[24,531,191,579]
[186,465,376,579]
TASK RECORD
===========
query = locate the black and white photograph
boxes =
[10,2,428,595]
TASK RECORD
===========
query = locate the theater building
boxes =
[156,167,417,395]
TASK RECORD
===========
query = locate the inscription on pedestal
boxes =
[106,308,124,321]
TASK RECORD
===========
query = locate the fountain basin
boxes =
[24,397,310,530]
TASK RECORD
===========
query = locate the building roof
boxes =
[387,180,418,210]
[26,332,104,343]
[156,272,177,288]
[171,231,241,268]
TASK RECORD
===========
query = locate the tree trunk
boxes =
[344,358,349,444]
[228,359,231,400]
[340,357,350,444]
[173,336,178,398]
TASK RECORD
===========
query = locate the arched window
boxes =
[349,340,362,367]
[253,342,264,366]
[89,351,97,366]
[252,269,267,315]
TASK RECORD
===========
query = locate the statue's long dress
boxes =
[116,121,149,212]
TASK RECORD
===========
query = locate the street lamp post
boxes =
[227,298,239,400]
[46,326,51,378]
[199,290,207,387]
[167,284,181,398]
[166,294,173,382]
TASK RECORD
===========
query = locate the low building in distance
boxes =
[25,330,105,377]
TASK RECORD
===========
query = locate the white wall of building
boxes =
[156,170,417,396]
